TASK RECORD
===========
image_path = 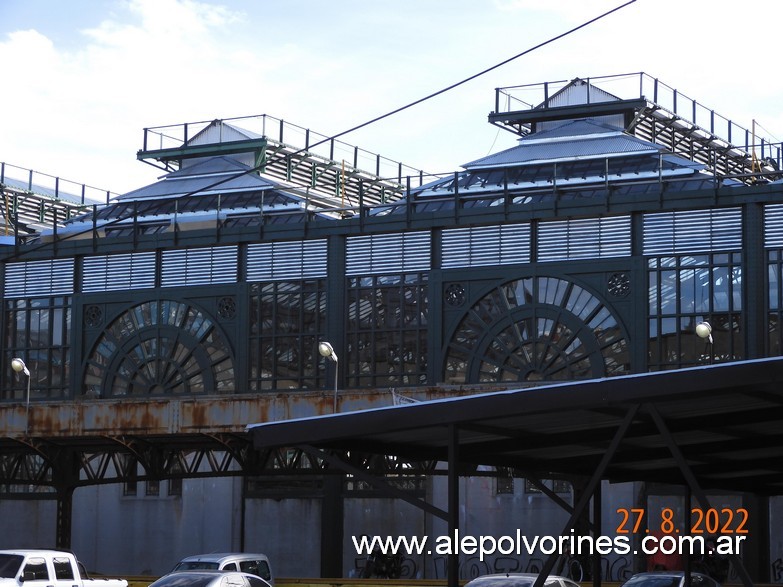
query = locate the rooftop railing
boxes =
[495,72,781,167]
[0,162,115,206]
[4,150,780,253]
[139,113,426,184]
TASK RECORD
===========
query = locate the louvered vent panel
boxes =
[346,231,430,275]
[4,259,75,298]
[643,208,742,255]
[765,204,783,248]
[442,224,531,268]
[538,216,631,262]
[161,246,237,287]
[247,239,327,281]
[82,252,156,293]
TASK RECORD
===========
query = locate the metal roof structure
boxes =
[0,162,110,240]
[249,358,783,587]
[136,115,426,209]
[248,357,783,495]
[489,73,781,182]
[5,72,783,579]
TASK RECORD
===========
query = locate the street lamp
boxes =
[695,321,713,344]
[696,321,714,364]
[318,341,338,413]
[11,357,31,436]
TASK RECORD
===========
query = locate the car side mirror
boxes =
[21,571,36,582]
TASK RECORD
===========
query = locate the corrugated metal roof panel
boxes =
[465,122,660,169]
[544,79,621,108]
[187,120,262,146]
[118,157,275,201]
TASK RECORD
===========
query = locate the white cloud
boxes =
[1,0,783,195]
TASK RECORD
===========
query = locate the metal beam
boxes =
[297,444,448,521]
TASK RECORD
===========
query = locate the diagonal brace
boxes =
[646,404,753,587]
[535,403,640,587]
[298,444,448,520]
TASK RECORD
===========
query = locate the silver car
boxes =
[620,572,721,587]
[149,571,271,587]
[172,554,273,586]
[465,573,582,587]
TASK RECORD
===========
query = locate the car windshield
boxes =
[625,577,680,587]
[174,563,221,571]
[152,574,221,587]
[0,555,23,579]
[467,578,534,587]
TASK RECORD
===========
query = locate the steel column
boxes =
[447,424,459,587]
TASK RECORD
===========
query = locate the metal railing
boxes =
[0,162,116,206]
[8,149,776,254]
[140,113,426,184]
[494,72,782,168]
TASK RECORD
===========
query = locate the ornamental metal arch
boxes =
[443,275,631,384]
[82,298,236,397]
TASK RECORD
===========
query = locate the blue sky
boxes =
[2,0,783,195]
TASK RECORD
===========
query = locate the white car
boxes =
[150,571,270,587]
[171,554,272,586]
[464,573,581,587]
[620,572,721,587]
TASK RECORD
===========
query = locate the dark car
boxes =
[464,573,581,587]
[149,570,271,587]
[620,571,721,587]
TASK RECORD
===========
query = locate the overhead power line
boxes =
[3,0,638,261]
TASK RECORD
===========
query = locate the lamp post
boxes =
[318,341,338,413]
[11,357,31,436]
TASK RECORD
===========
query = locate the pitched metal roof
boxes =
[249,357,783,495]
[464,119,662,170]
[116,157,276,201]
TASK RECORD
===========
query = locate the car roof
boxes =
[466,574,574,585]
[628,572,692,578]
[153,571,270,582]
[179,554,269,563]
[470,574,572,579]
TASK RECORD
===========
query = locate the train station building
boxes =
[1,73,783,583]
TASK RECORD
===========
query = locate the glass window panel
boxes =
[731,267,743,310]
[712,266,730,311]
[660,257,676,268]
[660,270,677,315]
[769,265,779,311]
[694,268,711,313]
[680,255,709,266]
[648,271,658,314]
[679,269,696,313]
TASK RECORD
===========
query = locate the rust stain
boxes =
[0,383,510,439]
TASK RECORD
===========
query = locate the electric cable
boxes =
[2,0,637,261]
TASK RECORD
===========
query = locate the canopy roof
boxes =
[249,357,783,496]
